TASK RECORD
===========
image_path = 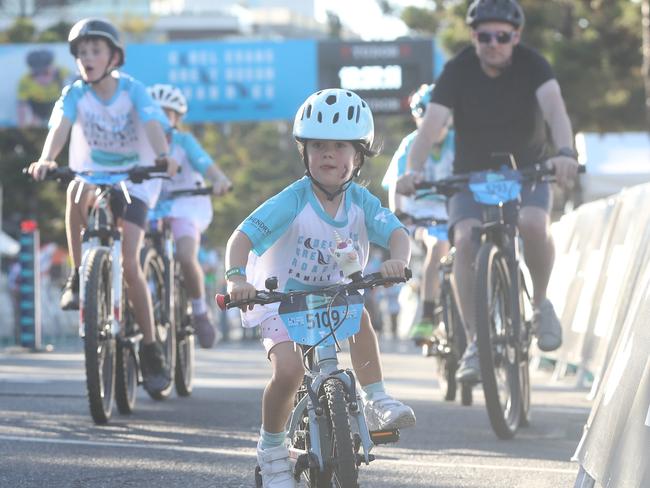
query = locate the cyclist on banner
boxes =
[27,18,179,394]
[223,89,416,488]
[147,83,232,349]
[399,0,579,383]
[382,83,454,345]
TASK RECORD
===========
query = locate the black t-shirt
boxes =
[432,44,555,173]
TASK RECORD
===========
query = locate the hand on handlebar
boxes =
[27,160,58,181]
[225,277,257,311]
[212,175,232,197]
[547,156,579,189]
[395,172,422,196]
[155,155,180,178]
[380,259,409,280]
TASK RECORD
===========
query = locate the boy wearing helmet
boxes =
[148,84,232,348]
[223,89,415,488]
[383,83,454,344]
[404,0,579,382]
[27,18,178,394]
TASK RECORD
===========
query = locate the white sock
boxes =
[191,298,207,315]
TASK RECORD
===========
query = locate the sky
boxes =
[314,0,432,40]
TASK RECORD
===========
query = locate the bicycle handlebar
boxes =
[215,269,412,311]
[24,164,169,185]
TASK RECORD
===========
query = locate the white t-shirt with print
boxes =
[237,177,405,327]
[49,72,169,208]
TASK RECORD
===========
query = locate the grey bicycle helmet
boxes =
[466,0,525,29]
[26,49,54,74]
[68,18,125,67]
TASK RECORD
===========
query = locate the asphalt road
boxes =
[0,339,590,488]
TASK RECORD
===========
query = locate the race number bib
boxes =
[278,291,364,346]
[468,170,522,205]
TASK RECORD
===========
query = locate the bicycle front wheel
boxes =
[115,296,138,415]
[475,243,521,439]
[83,247,116,425]
[322,378,359,488]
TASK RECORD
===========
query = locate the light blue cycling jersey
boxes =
[238,176,405,327]
[49,72,168,173]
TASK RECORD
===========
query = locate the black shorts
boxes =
[447,181,552,240]
[110,192,149,229]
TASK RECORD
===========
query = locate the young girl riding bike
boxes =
[148,84,232,348]
[27,18,178,394]
[223,88,416,488]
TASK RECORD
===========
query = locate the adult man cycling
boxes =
[400,0,579,383]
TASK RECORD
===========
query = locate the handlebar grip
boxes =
[578,165,586,174]
[414,182,435,190]
[215,293,229,311]
[405,267,412,280]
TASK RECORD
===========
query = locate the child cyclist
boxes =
[147,84,232,348]
[383,84,454,345]
[224,89,416,488]
[27,18,178,393]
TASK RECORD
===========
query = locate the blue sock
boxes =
[362,381,386,402]
[259,427,287,450]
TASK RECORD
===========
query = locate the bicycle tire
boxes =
[439,283,462,401]
[475,242,521,439]
[174,265,194,397]
[141,246,175,400]
[115,288,138,414]
[83,247,116,425]
[322,378,359,488]
[518,271,532,427]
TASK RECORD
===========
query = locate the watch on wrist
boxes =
[556,147,578,160]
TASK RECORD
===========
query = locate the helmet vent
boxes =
[325,95,337,105]
[345,91,353,97]
[347,106,354,120]
[361,101,366,108]
[317,111,323,123]
[332,112,339,124]
[306,104,312,118]
[355,105,360,123]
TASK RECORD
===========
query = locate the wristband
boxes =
[556,147,578,160]
[225,266,246,280]
[157,151,170,159]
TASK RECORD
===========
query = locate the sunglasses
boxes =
[476,30,516,44]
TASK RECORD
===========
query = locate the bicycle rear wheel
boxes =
[475,243,521,439]
[438,284,461,401]
[83,247,116,425]
[142,247,175,400]
[174,266,194,397]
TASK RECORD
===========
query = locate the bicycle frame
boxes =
[287,342,374,474]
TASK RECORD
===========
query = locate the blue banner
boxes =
[125,39,318,123]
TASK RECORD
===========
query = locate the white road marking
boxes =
[0,434,577,474]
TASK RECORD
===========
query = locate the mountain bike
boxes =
[145,185,215,397]
[401,213,472,406]
[217,270,411,487]
[415,161,584,438]
[32,166,168,424]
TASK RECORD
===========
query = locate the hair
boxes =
[296,139,379,172]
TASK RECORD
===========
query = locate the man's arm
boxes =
[536,79,578,187]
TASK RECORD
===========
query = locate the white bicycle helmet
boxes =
[147,84,188,115]
[293,89,374,148]
[410,84,434,119]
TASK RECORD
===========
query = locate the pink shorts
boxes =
[260,315,291,356]
[169,217,200,242]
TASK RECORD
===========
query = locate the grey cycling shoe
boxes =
[533,299,563,352]
[455,341,481,384]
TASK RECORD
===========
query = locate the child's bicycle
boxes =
[401,213,472,406]
[29,165,171,424]
[217,269,411,488]
[145,185,216,397]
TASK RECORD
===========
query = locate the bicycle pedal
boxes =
[370,428,400,445]
[355,452,376,466]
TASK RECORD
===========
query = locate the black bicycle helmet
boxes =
[466,0,525,29]
[26,49,54,74]
[68,18,125,66]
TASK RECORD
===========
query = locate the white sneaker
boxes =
[364,392,416,432]
[256,441,297,488]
